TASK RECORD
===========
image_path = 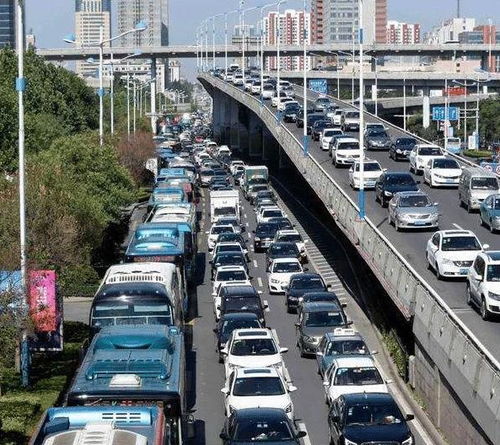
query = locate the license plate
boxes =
[459,268,469,275]
[445,179,455,183]
[413,221,426,226]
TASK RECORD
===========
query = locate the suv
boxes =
[254,222,279,252]
[331,137,360,167]
[409,144,443,174]
[389,137,417,161]
[285,273,329,313]
[467,251,500,320]
[218,284,267,325]
[311,120,332,141]
[374,172,419,207]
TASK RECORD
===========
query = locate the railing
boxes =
[200,73,500,443]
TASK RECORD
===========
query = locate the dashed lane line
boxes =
[257,277,263,288]
[253,260,258,268]
[296,422,312,445]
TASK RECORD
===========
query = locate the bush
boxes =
[462,149,492,158]
[0,397,41,421]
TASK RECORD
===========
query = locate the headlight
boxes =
[284,403,293,413]
[270,278,280,284]
[402,437,413,445]
[344,439,358,445]
[494,216,500,220]
[254,237,260,241]
[384,191,393,197]
[396,149,402,153]
[441,258,453,265]
[488,291,500,301]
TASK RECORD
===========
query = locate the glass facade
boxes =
[0,0,14,49]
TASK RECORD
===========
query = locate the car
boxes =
[255,199,277,216]
[215,216,243,234]
[213,280,253,320]
[266,242,301,270]
[388,191,439,231]
[199,167,215,186]
[365,128,392,150]
[255,190,276,202]
[215,233,248,253]
[267,258,304,294]
[222,367,297,419]
[348,160,384,189]
[219,408,307,444]
[213,265,251,295]
[331,137,360,167]
[426,230,487,280]
[218,285,267,325]
[282,84,296,98]
[316,328,370,378]
[409,144,443,174]
[295,301,350,357]
[298,291,343,308]
[423,157,462,187]
[285,273,329,313]
[254,222,279,252]
[322,356,389,405]
[257,206,286,224]
[331,109,346,126]
[314,96,331,112]
[311,120,332,141]
[273,229,307,260]
[271,91,289,108]
[364,122,386,133]
[467,251,500,320]
[282,102,302,123]
[295,108,315,128]
[306,113,327,135]
[212,241,247,259]
[211,252,249,279]
[320,128,344,151]
[207,224,235,250]
[214,313,262,362]
[267,217,294,231]
[221,328,288,379]
[459,167,500,212]
[247,184,270,205]
[389,137,417,161]
[342,110,360,132]
[260,83,275,100]
[480,194,500,233]
[230,160,245,175]
[328,393,414,445]
[277,97,296,112]
[374,172,419,207]
[232,73,244,86]
[250,81,262,95]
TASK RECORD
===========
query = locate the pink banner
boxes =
[28,270,57,332]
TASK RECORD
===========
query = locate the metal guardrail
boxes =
[201,74,500,443]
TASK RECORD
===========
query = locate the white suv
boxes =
[213,265,250,295]
[426,230,487,280]
[257,206,286,224]
[467,251,500,320]
[222,329,289,379]
[222,367,297,419]
[409,144,443,174]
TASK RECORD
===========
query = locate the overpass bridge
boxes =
[200,72,500,445]
[35,43,500,62]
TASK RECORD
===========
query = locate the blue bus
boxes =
[29,406,168,445]
[66,325,190,444]
[147,187,186,213]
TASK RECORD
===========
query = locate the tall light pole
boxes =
[302,0,308,156]
[127,63,131,138]
[241,5,260,88]
[358,0,365,220]
[403,76,407,132]
[259,2,277,106]
[276,0,287,112]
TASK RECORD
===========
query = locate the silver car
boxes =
[388,191,439,231]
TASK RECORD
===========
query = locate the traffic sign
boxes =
[309,79,327,95]
[432,106,459,121]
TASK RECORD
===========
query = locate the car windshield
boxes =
[233,377,285,396]
[419,147,441,156]
[327,340,368,356]
[397,138,416,147]
[279,234,301,243]
[361,163,381,172]
[441,236,481,251]
[399,195,431,208]
[221,319,260,335]
[285,104,300,112]
[273,262,301,273]
[219,234,243,243]
[334,367,383,386]
[345,402,403,426]
[216,271,247,281]
[386,175,415,186]
[224,296,261,312]
[368,130,387,137]
[305,311,344,327]
[269,244,298,256]
[433,159,459,169]
[317,98,329,104]
[230,338,277,356]
[212,226,234,235]
[217,245,242,254]
[232,417,293,441]
[202,169,215,176]
[291,277,324,289]
[215,207,237,217]
[257,223,278,235]
[486,265,500,282]
[338,142,359,150]
[471,177,499,190]
[251,185,269,193]
[92,301,173,327]
[345,112,359,119]
[263,210,283,218]
[219,218,238,226]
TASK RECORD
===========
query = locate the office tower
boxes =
[387,21,421,44]
[75,0,111,77]
[117,0,169,47]
[0,0,15,48]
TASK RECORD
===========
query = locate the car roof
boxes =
[394,190,428,197]
[436,229,476,237]
[485,251,500,262]
[271,257,301,264]
[341,392,396,405]
[332,356,376,367]
[291,273,322,280]
[235,367,280,378]
[337,138,359,143]
[216,265,246,272]
[221,312,259,320]
[302,301,341,312]
[222,285,258,295]
[325,328,363,341]
[277,229,300,236]
[233,328,272,339]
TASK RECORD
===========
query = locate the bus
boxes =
[66,325,191,444]
[147,187,187,213]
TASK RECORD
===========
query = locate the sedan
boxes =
[365,129,392,150]
[348,160,384,190]
[311,120,332,141]
[374,172,419,208]
[480,194,500,233]
[268,258,304,294]
[389,137,417,161]
[388,191,439,231]
[266,242,301,270]
[409,144,443,174]
[423,157,462,187]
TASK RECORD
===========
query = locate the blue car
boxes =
[479,194,500,233]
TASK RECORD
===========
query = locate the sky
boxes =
[25,0,500,80]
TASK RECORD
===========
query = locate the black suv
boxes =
[285,273,329,313]
[254,222,279,252]
[219,285,267,325]
[266,242,301,270]
[311,119,333,141]
[374,172,419,207]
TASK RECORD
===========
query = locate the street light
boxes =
[275,0,287,113]
[358,0,365,220]
[241,5,260,88]
[224,9,239,78]
[258,2,278,106]
[64,21,147,146]
[302,0,309,156]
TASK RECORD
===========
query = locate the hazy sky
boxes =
[25,0,499,79]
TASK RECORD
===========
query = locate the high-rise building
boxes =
[426,17,476,44]
[75,0,111,77]
[386,20,421,44]
[0,0,15,49]
[311,0,324,44]
[263,9,311,72]
[117,0,168,47]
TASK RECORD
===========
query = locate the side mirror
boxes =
[346,320,354,326]
[288,384,298,392]
[316,351,324,357]
[296,431,307,439]
[483,244,490,250]
[205,231,210,234]
[322,381,329,387]
[385,379,393,384]
[371,350,379,355]
[220,387,229,394]
[406,414,415,421]
[220,432,229,440]
[280,347,289,353]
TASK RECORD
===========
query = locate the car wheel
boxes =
[375,192,380,203]
[466,200,472,213]
[466,284,473,306]
[409,163,414,173]
[481,297,490,321]
[388,212,393,225]
[334,157,339,168]
[479,216,485,227]
[381,198,388,208]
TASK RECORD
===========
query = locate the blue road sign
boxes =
[432,106,459,121]
[309,79,327,95]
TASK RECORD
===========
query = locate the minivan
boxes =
[458,167,500,212]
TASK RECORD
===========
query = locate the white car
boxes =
[257,206,286,224]
[230,160,245,175]
[217,145,232,157]
[213,265,250,295]
[277,98,295,111]
[331,137,361,167]
[348,160,384,189]
[320,128,344,151]
[331,110,345,126]
[426,230,487,280]
[423,157,462,187]
[267,258,303,294]
[467,251,500,320]
[212,281,253,320]
[261,85,275,100]
[207,224,235,251]
[222,328,289,379]
[409,144,443,174]
[222,367,297,419]
[251,82,262,95]
[273,229,307,259]
[322,356,389,405]
[271,92,288,108]
[232,73,244,86]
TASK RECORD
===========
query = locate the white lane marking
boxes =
[453,223,463,230]
[296,422,312,445]
[247,232,252,239]
[253,260,258,268]
[257,277,263,287]
[244,213,247,219]
[246,222,249,227]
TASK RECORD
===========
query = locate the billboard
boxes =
[308,79,328,95]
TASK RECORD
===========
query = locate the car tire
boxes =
[466,200,472,213]
[381,198,388,208]
[481,297,490,321]
[436,264,443,280]
[388,212,393,225]
[479,216,484,227]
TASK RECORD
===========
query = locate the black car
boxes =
[216,233,248,251]
[266,242,301,270]
[328,393,414,445]
[254,222,279,252]
[365,129,392,150]
[220,408,307,444]
[306,114,326,135]
[314,97,332,112]
[389,137,418,161]
[213,312,262,362]
[374,172,419,207]
[211,252,249,279]
[311,120,332,141]
[267,217,294,231]
[283,103,302,123]
[295,108,315,128]
[219,286,267,325]
[255,190,277,204]
[285,273,328,313]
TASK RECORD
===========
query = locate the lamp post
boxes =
[64,21,147,146]
[241,5,260,88]
[224,10,239,78]
[258,2,277,106]
[302,0,309,156]
[275,0,287,113]
[358,0,365,220]
[403,76,407,132]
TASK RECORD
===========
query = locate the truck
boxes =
[210,190,241,223]
[242,165,269,190]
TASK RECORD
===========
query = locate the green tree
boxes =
[478,98,500,146]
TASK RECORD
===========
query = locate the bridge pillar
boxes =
[249,114,263,158]
[262,126,277,162]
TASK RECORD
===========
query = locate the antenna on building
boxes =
[456,0,460,18]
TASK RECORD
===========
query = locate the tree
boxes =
[479,98,500,146]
